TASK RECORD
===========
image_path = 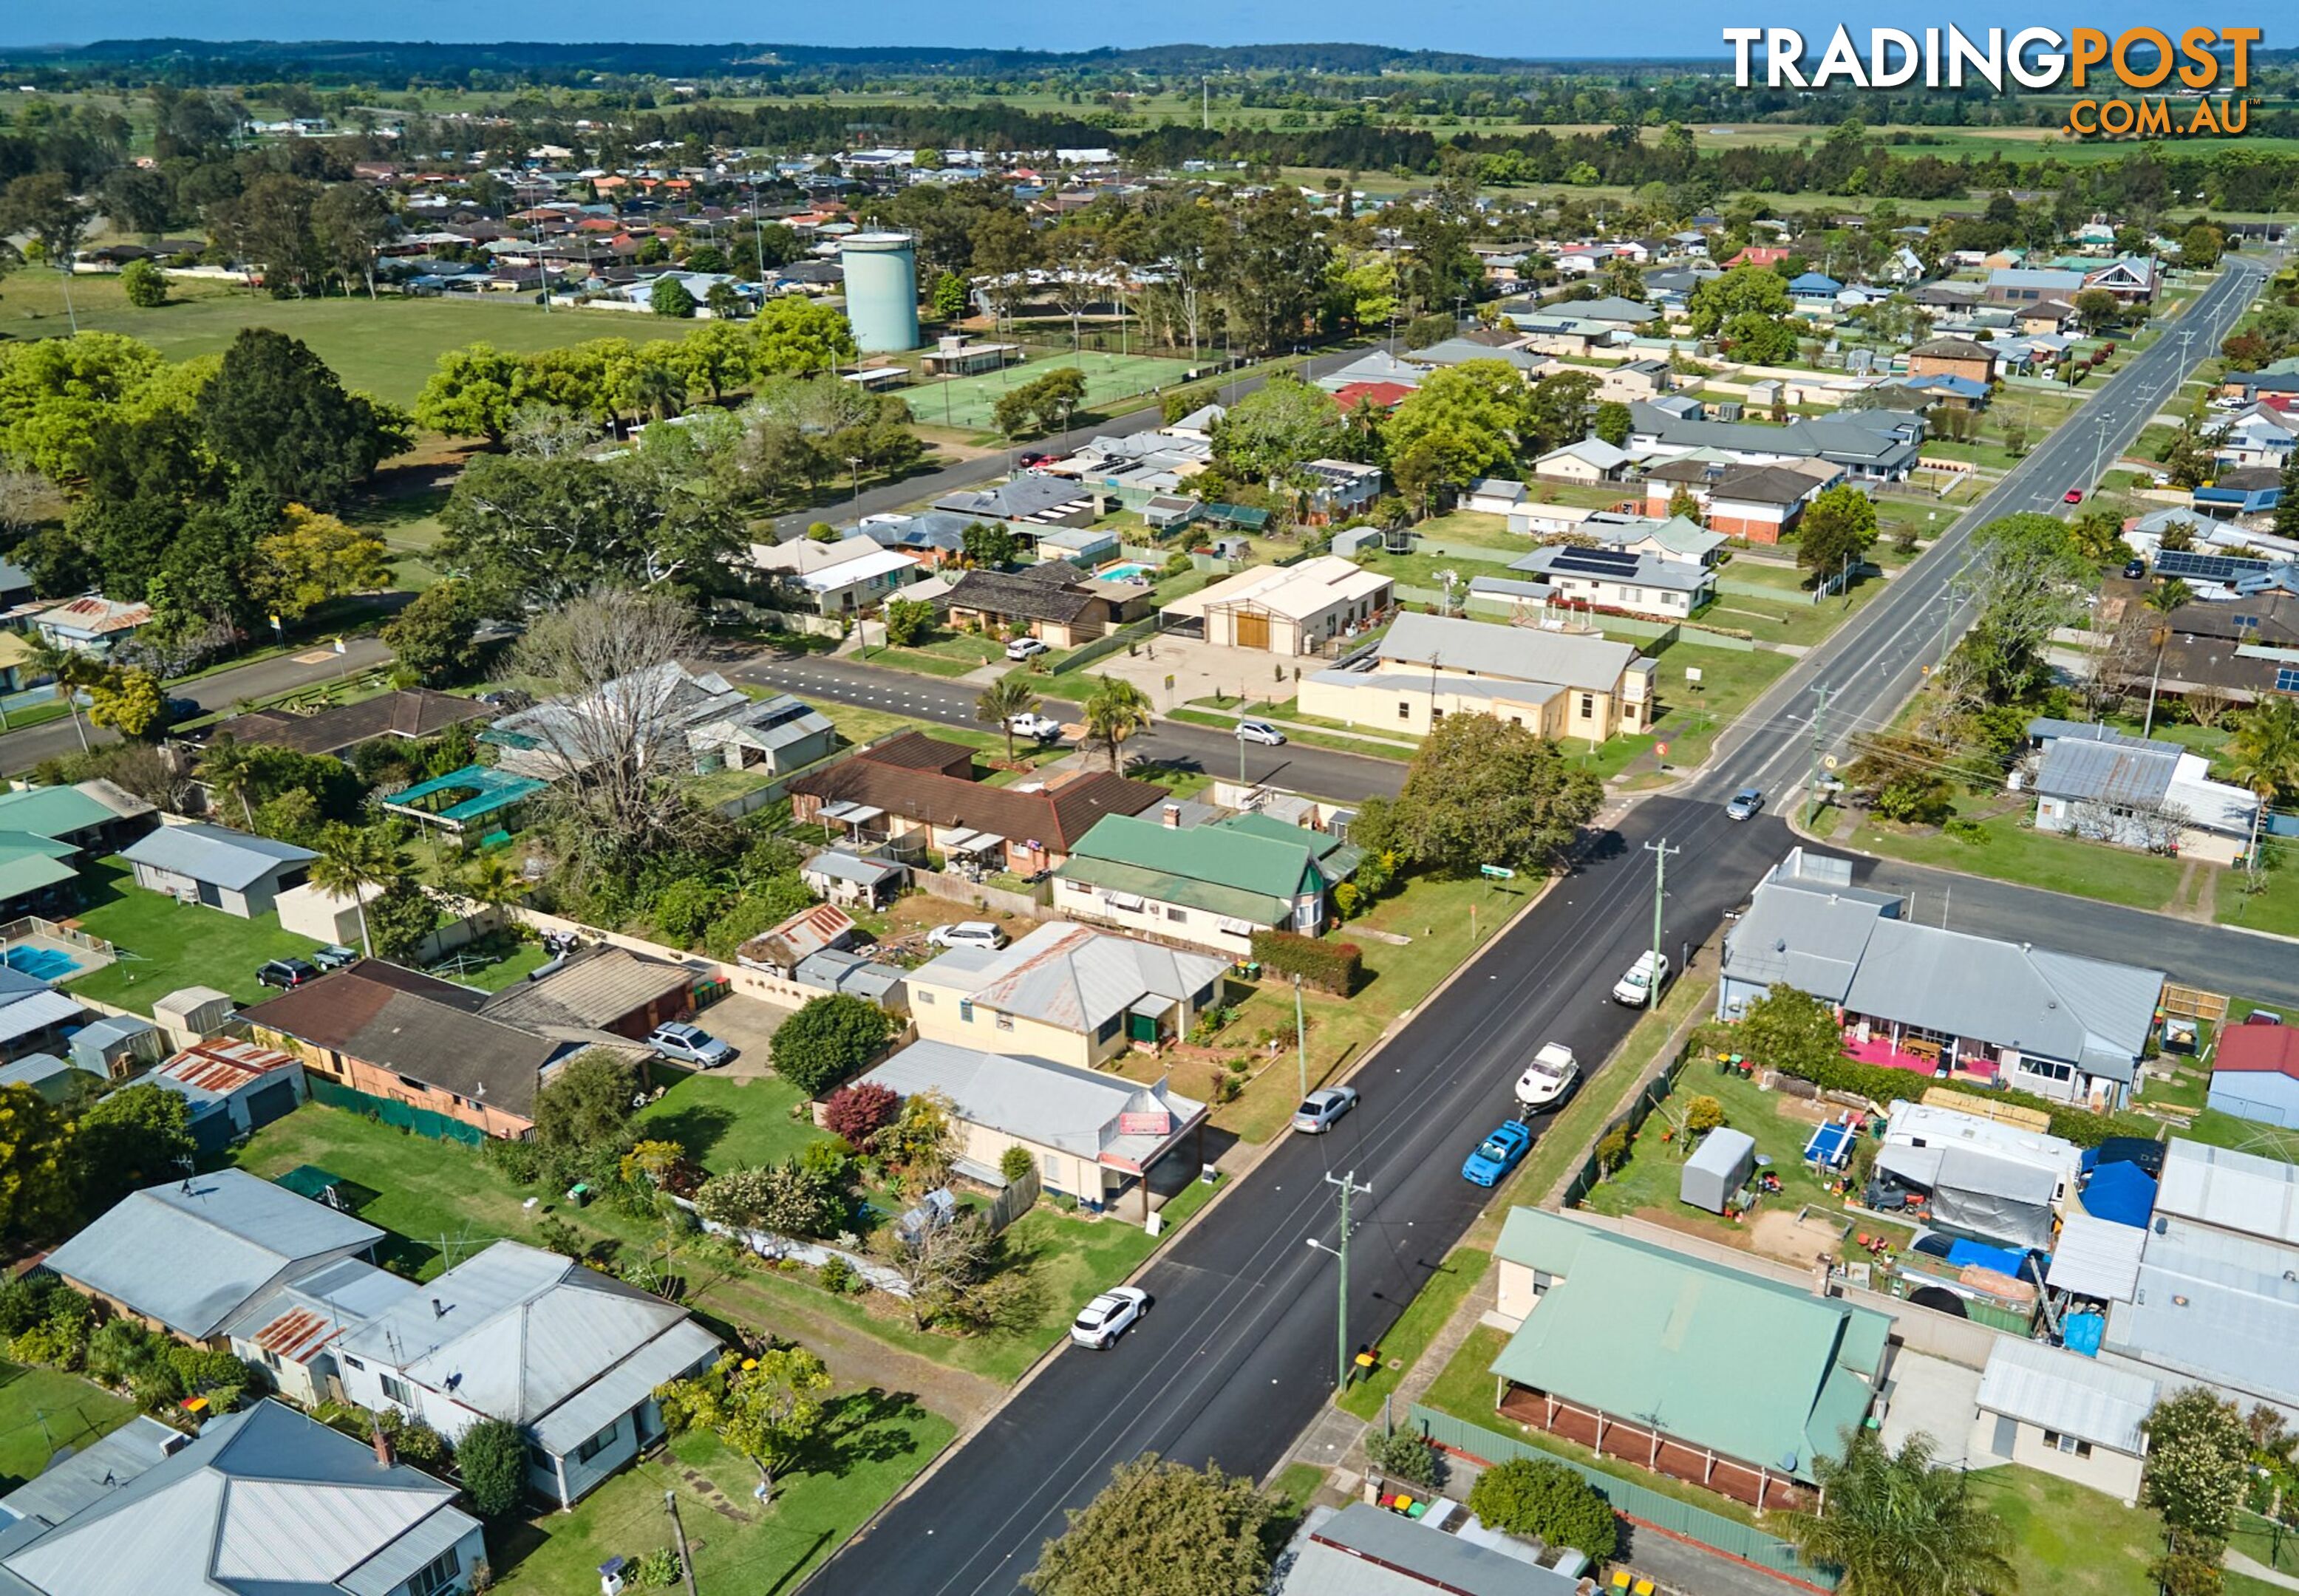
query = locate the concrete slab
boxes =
[1880,1348,1985,1468]
[695,992,796,1079]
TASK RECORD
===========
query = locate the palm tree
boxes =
[627,358,687,424]
[2140,578,2194,737]
[1780,1430,2017,1596]
[22,635,96,754]
[457,853,525,913]
[195,735,261,828]
[976,678,1041,765]
[1083,674,1154,774]
[2227,698,2299,883]
[310,822,406,960]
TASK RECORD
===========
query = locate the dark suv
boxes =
[256,958,320,991]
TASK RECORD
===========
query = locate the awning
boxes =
[1876,1144,1944,1188]
[2048,1213,2147,1301]
[942,828,1004,855]
[1102,892,1145,913]
[529,1320,723,1454]
[1216,916,1260,936]
[0,989,84,1044]
[819,801,885,825]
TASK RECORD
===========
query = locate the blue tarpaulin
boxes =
[2080,1161,2158,1229]
[1944,1238,2031,1277]
[2063,1311,2105,1357]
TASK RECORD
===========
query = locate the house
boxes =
[1628,403,1918,480]
[800,850,905,909]
[0,1052,98,1101]
[119,821,316,918]
[205,689,494,760]
[944,563,1143,647]
[1692,463,1825,544]
[143,1038,309,1153]
[1578,513,1729,566]
[1596,358,1673,403]
[1404,340,1553,380]
[685,692,837,777]
[0,1400,486,1596]
[2027,723,2259,864]
[1315,350,1426,394]
[1786,271,1843,307]
[1461,477,1529,515]
[1298,613,1652,743]
[2083,256,2159,304]
[2211,408,2296,471]
[790,732,1168,875]
[856,1040,1206,1220]
[934,475,1099,528]
[0,967,84,1065]
[334,1241,721,1507]
[1508,544,1715,620]
[1969,1337,2157,1505]
[1717,848,2165,1109]
[29,594,151,657]
[1529,437,1647,484]
[224,1253,417,1408]
[0,781,157,859]
[2190,466,2284,518]
[1163,556,1393,655]
[748,534,921,615]
[2017,299,2081,335]
[480,661,749,780]
[1487,1207,1890,1508]
[1986,267,2089,304]
[1053,810,1360,955]
[1907,337,2000,386]
[44,1169,384,1346]
[1299,459,1383,524]
[1275,1502,1589,1596]
[859,510,975,565]
[475,944,698,1041]
[2206,1022,2299,1128]
[1570,294,1662,328]
[907,921,1227,1066]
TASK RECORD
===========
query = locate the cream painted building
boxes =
[906,921,1228,1068]
[1298,611,1652,742]
[1164,554,1394,655]
[1967,1337,2156,1506]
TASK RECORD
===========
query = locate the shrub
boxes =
[1249,929,1363,995]
[457,1418,528,1517]
[999,1144,1036,1184]
[1466,1457,1618,1561]
[630,1549,684,1589]
[120,257,168,307]
[379,1408,452,1470]
[1368,1428,1442,1488]
[534,1215,587,1258]
[1684,1095,1725,1135]
[1943,817,1992,845]
[1594,1125,1630,1174]
[817,1255,860,1295]
[823,1082,901,1149]
[1761,1044,2160,1147]
[772,994,896,1097]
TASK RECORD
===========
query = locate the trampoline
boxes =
[1804,1118,1857,1170]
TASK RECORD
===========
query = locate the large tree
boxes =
[2227,698,2299,880]
[770,993,896,1097]
[1734,983,1847,1077]
[201,329,404,511]
[1083,675,1154,772]
[1781,1430,2017,1596]
[655,1348,831,1502]
[531,1048,638,1149]
[2143,1387,2252,1544]
[1024,1455,1280,1596]
[1,174,92,332]
[1687,263,1794,338]
[381,581,484,686]
[1796,485,1880,584]
[1388,714,1604,875]
[1953,514,2094,705]
[72,1084,194,1209]
[252,505,392,621]
[1384,361,1530,480]
[1211,189,1332,354]
[311,183,396,299]
[1212,379,1346,480]
[412,344,525,444]
[0,1085,75,1245]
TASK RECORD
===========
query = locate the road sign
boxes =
[1479,864,1516,881]
[1655,742,1669,757]
[1822,754,1839,771]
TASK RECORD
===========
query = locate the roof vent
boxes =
[432,1297,448,1318]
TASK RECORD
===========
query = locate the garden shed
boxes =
[1680,1127,1756,1214]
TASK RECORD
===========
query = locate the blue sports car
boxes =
[1462,1121,1533,1186]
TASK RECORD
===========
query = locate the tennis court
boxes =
[907,350,1200,432]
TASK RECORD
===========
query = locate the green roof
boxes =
[1212,811,1365,878]
[1055,853,1294,923]
[1068,813,1326,901]
[0,830,79,900]
[1489,1210,1887,1479]
[0,785,114,842]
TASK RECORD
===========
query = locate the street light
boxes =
[847,456,863,502]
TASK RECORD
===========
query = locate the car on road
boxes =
[1612,949,1670,1006]
[1292,1085,1360,1133]
[311,944,358,971]
[2122,556,2148,579]
[1461,1121,1533,1186]
[2063,488,2085,505]
[648,1021,735,1068]
[1513,1043,1579,1114]
[928,921,1009,951]
[1007,712,1063,743]
[1069,1286,1151,1348]
[256,958,320,991]
[1235,719,1287,746]
[1004,637,1050,661]
[1725,785,1764,820]
[1017,451,1057,468]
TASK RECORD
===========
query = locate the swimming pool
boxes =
[1098,562,1157,584]
[4,947,82,981]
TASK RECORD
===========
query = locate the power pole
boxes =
[664,1491,699,1596]
[1294,973,1308,1098]
[1304,1170,1372,1391]
[1641,837,1679,1009]
[1807,681,1833,826]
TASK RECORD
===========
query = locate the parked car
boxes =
[310,944,358,971]
[1513,1043,1579,1114]
[159,696,203,727]
[1612,950,1670,1006]
[928,921,1008,951]
[1461,1121,1533,1187]
[1234,719,1287,746]
[1292,1086,1360,1134]
[1017,451,1057,468]
[2122,556,2148,579]
[647,1022,734,1069]
[1724,786,1764,821]
[1005,637,1050,661]
[2063,488,2085,505]
[1069,1286,1151,1348]
[1007,712,1063,743]
[256,958,320,991]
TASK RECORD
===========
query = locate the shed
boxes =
[152,985,235,1040]
[146,1038,310,1152]
[68,1013,163,1082]
[118,822,316,918]
[0,1051,99,1102]
[1681,1127,1756,1214]
[1969,1337,2158,1504]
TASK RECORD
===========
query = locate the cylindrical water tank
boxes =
[838,232,920,353]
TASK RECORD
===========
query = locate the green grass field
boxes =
[905,349,1199,432]
[61,856,323,1012]
[636,1073,825,1175]
[0,1365,136,1493]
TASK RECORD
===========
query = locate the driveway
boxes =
[1880,1348,1983,1467]
[693,993,795,1080]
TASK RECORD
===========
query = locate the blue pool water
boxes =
[1098,562,1157,583]
[4,947,82,981]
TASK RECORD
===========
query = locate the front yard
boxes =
[62,856,321,1012]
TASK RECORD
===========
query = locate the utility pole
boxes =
[1304,1170,1371,1391]
[1294,973,1307,1097]
[664,1491,699,1596]
[1641,838,1679,1010]
[1807,681,1832,827]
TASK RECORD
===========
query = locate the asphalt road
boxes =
[807,262,2283,1595]
[732,652,1408,805]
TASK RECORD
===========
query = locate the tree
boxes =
[1083,675,1153,772]
[195,734,261,828]
[1796,485,1879,584]
[252,504,391,621]
[0,332,168,482]
[1212,380,1346,480]
[882,596,935,647]
[1735,983,1847,1077]
[0,1085,75,1245]
[977,677,1041,763]
[2180,225,2224,270]
[413,344,524,444]
[2145,1387,2252,1542]
[2073,287,2123,334]
[930,270,968,323]
[201,329,403,511]
[84,665,161,739]
[209,172,324,296]
[1720,310,1800,364]
[1213,190,1333,354]
[456,1418,527,1518]
[1389,715,1603,875]
[650,277,696,319]
[624,355,687,423]
[72,1084,194,1208]
[822,1082,900,1150]
[678,320,753,398]
[367,877,442,964]
[1955,514,2094,704]
[2069,505,2132,564]
[531,1048,638,1149]
[312,182,395,299]
[1465,1457,1618,1561]
[751,296,859,376]
[382,582,484,686]
[1780,1430,2016,1596]
[1384,362,1530,480]
[1593,400,1632,447]
[2227,698,2299,879]
[309,822,406,958]
[2277,448,2299,542]
[1687,263,1794,338]
[960,522,1017,570]
[441,449,745,610]
[2139,579,2196,735]
[120,257,168,307]
[771,993,896,1097]
[655,1348,830,1501]
[1023,1455,1278,1596]
[1,174,92,332]
[876,1089,959,1198]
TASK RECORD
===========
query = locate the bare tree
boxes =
[2183,681,2238,731]
[2074,608,2153,720]
[505,403,602,460]
[0,470,59,544]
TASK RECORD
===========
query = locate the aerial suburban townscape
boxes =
[2,21,2299,1596]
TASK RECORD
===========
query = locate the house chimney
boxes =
[369,1413,393,1467]
[1162,802,1181,828]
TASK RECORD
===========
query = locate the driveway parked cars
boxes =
[1461,1121,1533,1187]
[1612,950,1669,1006]
[1069,1286,1151,1348]
[1291,1086,1359,1133]
[928,921,1008,950]
[1005,637,1049,661]
[256,958,320,991]
[647,1022,734,1068]
[311,944,358,970]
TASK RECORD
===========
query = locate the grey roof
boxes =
[1590,514,1728,562]
[118,823,316,891]
[934,474,1094,522]
[0,991,82,1047]
[1280,1503,1583,1596]
[2047,1212,2148,1300]
[861,511,973,552]
[0,1054,88,1095]
[45,1171,382,1340]
[2155,1139,2299,1244]
[223,1256,418,1365]
[911,922,1227,1034]
[1629,404,1920,471]
[336,1241,717,1453]
[1372,613,1634,692]
[1466,576,1558,602]
[1315,350,1424,391]
[2034,737,2178,807]
[1977,1338,2156,1453]
[688,692,833,755]
[2108,1215,2299,1403]
[1571,294,1662,324]
[1405,339,1549,372]
[0,1417,185,1530]
[1710,464,1820,506]
[1509,545,1714,593]
[0,1399,475,1596]
[1308,669,1561,710]
[860,1040,1204,1165]
[2027,717,2167,750]
[792,947,907,1003]
[1720,876,1895,1003]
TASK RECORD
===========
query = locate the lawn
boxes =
[434,932,554,992]
[1625,639,1796,780]
[2215,867,2299,938]
[61,857,323,1012]
[2171,1107,2299,1163]
[1966,1464,2171,1596]
[1845,806,2187,913]
[636,1073,825,1175]
[1338,1247,1490,1420]
[0,1364,136,1493]
[899,349,1198,432]
[488,1401,953,1596]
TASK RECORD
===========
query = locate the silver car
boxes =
[1235,719,1287,746]
[1725,786,1764,820]
[647,1022,734,1068]
[1291,1086,1359,1134]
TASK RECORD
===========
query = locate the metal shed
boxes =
[1681,1127,1757,1214]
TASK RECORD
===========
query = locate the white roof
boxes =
[2156,1139,2299,1244]
[1163,555,1392,623]
[1976,1337,2157,1454]
[1372,612,1635,692]
[2046,1212,2148,1300]
[910,921,1227,1033]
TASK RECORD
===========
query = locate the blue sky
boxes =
[0,7,2282,61]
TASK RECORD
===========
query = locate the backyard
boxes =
[0,1364,134,1494]
[61,856,320,1012]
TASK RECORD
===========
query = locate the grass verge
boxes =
[1338,1247,1491,1420]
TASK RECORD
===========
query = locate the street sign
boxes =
[1684,666,1703,685]
[1655,742,1669,757]
[1479,864,1516,880]
[1822,754,1839,771]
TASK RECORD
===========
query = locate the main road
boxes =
[805,258,2276,1595]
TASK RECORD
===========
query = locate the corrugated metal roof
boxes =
[2035,737,2178,807]
[1283,1504,1583,1596]
[1720,879,1892,1003]
[2048,1213,2148,1300]
[862,1040,1204,1164]
[1373,613,1635,692]
[156,1039,300,1095]
[0,992,84,1046]
[119,822,316,891]
[2156,1139,2299,1244]
[915,922,1225,1034]
[531,1320,721,1453]
[1977,1339,2156,1453]
[2108,1213,2299,1405]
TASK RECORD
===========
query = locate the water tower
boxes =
[837,231,920,354]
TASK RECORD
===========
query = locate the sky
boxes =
[0,4,2283,61]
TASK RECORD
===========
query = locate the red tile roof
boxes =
[1331,381,1417,412]
[2215,1023,2299,1080]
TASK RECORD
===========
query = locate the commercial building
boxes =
[1163,556,1394,655]
[1298,613,1651,743]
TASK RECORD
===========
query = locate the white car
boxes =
[1291,1085,1359,1133]
[648,1022,734,1068]
[1070,1286,1151,1348]
[1612,950,1670,1006]
[1235,719,1287,746]
[1007,712,1063,742]
[1514,1043,1580,1112]
[1005,637,1050,661]
[927,921,1008,951]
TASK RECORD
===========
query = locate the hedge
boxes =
[1771,1048,2163,1149]
[1250,929,1363,995]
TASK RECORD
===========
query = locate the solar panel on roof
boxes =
[1550,547,1643,575]
[2155,548,2272,584]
